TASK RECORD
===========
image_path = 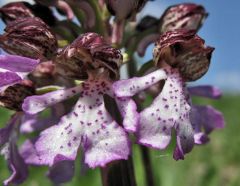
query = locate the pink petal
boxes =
[0,71,21,88]
[115,97,139,132]
[0,54,39,72]
[188,85,222,99]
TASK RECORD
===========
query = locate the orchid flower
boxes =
[113,29,214,160]
[20,33,139,171]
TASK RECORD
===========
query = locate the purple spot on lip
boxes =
[67,129,72,134]
[87,123,92,126]
[73,112,78,117]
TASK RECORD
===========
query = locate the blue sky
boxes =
[0,0,239,93]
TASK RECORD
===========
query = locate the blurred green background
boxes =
[0,94,239,186]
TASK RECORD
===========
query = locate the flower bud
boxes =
[106,0,148,20]
[0,81,35,111]
[36,0,74,20]
[159,3,207,34]
[0,17,58,60]
[0,2,34,24]
[153,29,214,81]
[55,32,122,80]
[136,15,159,32]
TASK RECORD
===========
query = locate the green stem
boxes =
[88,0,106,36]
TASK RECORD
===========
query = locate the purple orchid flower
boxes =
[113,29,214,160]
[0,113,28,186]
[20,33,139,170]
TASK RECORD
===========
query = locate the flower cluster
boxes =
[0,1,224,185]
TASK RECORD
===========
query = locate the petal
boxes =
[138,68,194,155]
[22,86,83,114]
[0,114,19,146]
[173,116,194,160]
[0,71,21,88]
[137,34,159,57]
[0,55,39,72]
[191,105,225,134]
[112,68,167,97]
[47,160,75,184]
[188,85,222,99]
[115,97,139,132]
[22,80,130,168]
[21,123,81,166]
[20,103,66,133]
[194,132,209,145]
[160,3,207,33]
[19,114,38,133]
[56,1,74,20]
[4,142,28,186]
